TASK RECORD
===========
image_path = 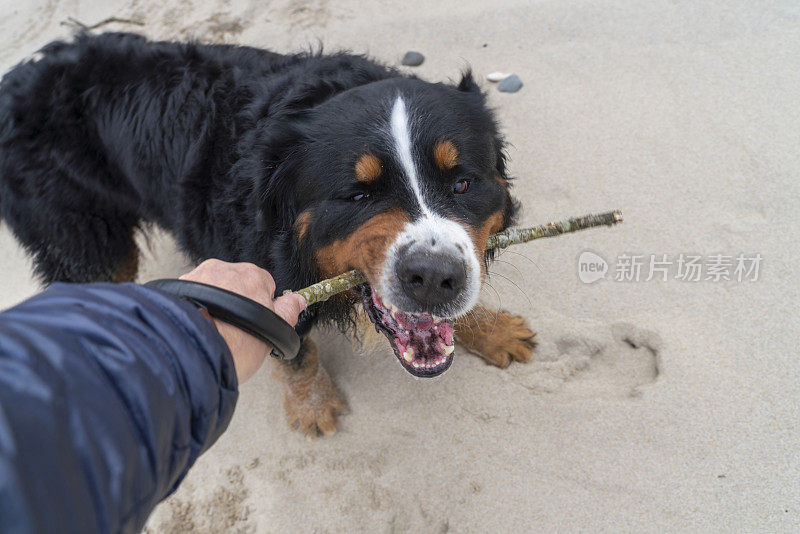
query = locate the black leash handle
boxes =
[145,279,301,361]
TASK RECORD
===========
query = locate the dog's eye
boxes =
[350,192,370,201]
[453,179,470,194]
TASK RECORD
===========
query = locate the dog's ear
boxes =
[253,156,301,233]
[456,70,481,93]
[247,121,305,233]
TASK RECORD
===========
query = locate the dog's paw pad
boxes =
[283,366,347,437]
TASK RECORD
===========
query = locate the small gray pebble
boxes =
[401,51,425,67]
[497,74,523,93]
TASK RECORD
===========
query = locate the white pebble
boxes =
[486,72,510,83]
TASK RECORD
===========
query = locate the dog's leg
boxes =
[454,305,537,368]
[272,338,346,436]
[32,214,139,284]
[4,200,140,284]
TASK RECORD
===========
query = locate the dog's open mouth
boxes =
[361,285,454,377]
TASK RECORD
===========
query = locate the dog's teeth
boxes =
[441,343,455,356]
[402,347,415,362]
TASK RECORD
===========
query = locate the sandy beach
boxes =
[1,0,798,531]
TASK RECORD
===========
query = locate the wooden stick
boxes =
[61,16,145,32]
[291,209,622,306]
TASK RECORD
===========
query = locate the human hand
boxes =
[179,259,306,383]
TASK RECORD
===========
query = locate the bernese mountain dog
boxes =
[0,32,535,435]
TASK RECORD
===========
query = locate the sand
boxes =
[1,0,798,531]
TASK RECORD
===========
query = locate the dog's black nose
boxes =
[397,252,467,309]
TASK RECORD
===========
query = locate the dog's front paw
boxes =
[282,363,347,437]
[456,308,537,368]
[274,339,347,437]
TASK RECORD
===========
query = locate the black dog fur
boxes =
[0,32,517,336]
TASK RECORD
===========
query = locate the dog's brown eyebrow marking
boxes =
[295,209,313,243]
[354,153,382,183]
[433,140,459,170]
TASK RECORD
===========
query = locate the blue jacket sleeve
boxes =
[0,283,238,534]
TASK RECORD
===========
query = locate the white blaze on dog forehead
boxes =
[381,95,482,314]
[387,95,476,252]
[389,95,433,217]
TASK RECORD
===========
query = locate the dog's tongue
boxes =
[362,286,455,377]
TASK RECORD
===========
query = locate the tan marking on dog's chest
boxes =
[112,245,140,282]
